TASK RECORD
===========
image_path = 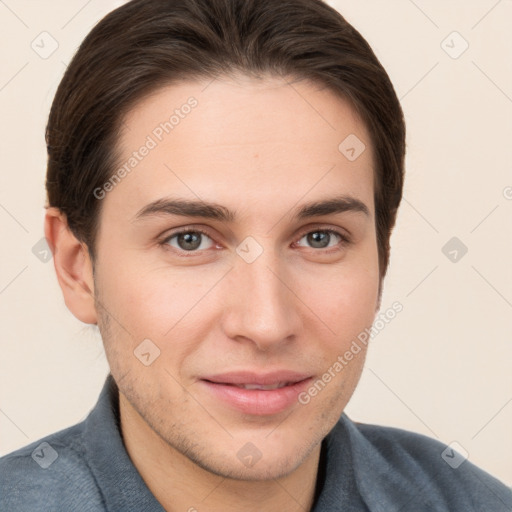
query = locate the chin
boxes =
[194,450,308,481]
[174,430,322,482]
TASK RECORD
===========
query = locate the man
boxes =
[1,0,510,510]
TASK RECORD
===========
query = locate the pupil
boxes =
[179,232,201,250]
[308,231,329,248]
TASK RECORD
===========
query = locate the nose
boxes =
[220,246,302,352]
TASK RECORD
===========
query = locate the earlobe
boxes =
[44,207,97,324]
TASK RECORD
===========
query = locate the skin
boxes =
[45,74,381,512]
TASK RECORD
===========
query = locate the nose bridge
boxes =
[222,241,300,348]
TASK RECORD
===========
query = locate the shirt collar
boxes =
[340,413,441,511]
[312,413,370,511]
[84,373,165,511]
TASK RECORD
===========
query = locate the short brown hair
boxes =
[46,0,405,283]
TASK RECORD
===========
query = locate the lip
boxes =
[200,371,312,416]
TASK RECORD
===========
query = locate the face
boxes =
[92,74,380,480]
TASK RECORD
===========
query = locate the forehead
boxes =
[104,75,375,223]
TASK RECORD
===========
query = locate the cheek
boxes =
[96,249,192,330]
[96,256,222,374]
[300,257,379,341]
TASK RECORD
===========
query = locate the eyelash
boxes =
[159,226,351,258]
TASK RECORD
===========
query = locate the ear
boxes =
[44,207,97,324]
[375,280,382,313]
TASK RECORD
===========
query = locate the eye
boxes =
[160,226,350,258]
[162,228,216,254]
[295,228,349,251]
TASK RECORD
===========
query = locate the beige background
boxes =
[0,0,511,486]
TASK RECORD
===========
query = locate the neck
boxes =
[119,392,321,512]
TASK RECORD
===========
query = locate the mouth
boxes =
[199,371,312,415]
[219,381,296,390]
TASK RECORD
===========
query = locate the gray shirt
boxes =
[1,374,510,511]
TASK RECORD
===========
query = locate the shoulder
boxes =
[339,415,512,511]
[0,421,105,512]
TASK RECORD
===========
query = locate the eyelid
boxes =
[295,224,352,243]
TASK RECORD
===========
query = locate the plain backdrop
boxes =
[0,0,511,486]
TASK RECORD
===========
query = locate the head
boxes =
[45,0,405,480]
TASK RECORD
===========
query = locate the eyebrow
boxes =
[132,194,370,223]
